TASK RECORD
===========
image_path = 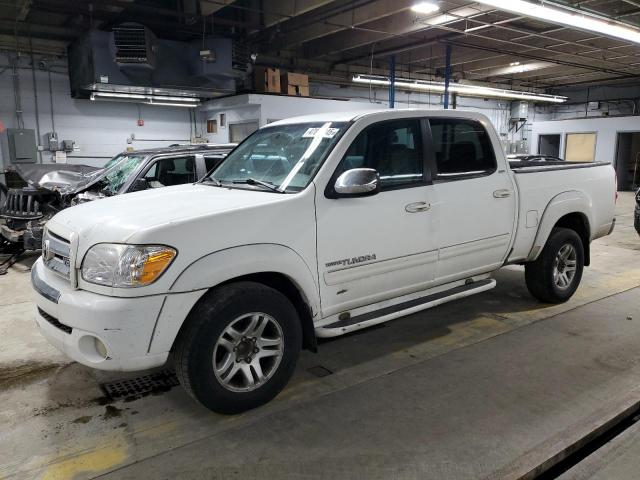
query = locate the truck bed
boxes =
[507,161,616,263]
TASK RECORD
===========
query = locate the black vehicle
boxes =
[0,143,235,251]
[507,154,565,167]
[635,188,640,235]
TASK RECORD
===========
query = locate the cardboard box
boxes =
[281,72,309,96]
[286,84,309,97]
[254,67,281,93]
[281,72,309,87]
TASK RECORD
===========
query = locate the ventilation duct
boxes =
[68,26,247,101]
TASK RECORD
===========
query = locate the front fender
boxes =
[147,244,320,354]
[170,244,319,306]
[527,191,593,262]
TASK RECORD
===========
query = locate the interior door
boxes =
[427,118,516,283]
[315,118,437,318]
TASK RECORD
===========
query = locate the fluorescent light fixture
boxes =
[147,101,198,108]
[352,74,568,103]
[411,2,440,14]
[485,61,555,76]
[90,92,200,107]
[473,0,640,45]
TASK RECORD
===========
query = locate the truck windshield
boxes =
[210,122,348,192]
[102,153,126,170]
[100,155,146,194]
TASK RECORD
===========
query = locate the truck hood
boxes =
[11,163,102,195]
[48,183,286,244]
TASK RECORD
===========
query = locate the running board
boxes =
[315,278,497,338]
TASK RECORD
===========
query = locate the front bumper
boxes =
[31,258,169,371]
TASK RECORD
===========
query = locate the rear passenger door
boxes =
[427,118,516,283]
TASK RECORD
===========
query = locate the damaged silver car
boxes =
[0,144,235,251]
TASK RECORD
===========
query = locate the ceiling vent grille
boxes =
[232,42,249,72]
[113,24,157,67]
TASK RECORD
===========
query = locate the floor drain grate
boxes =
[100,370,179,401]
[307,365,333,378]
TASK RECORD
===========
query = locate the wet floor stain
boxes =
[102,405,123,420]
[71,415,92,424]
[0,361,62,388]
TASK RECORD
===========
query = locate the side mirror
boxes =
[130,178,149,192]
[333,168,380,197]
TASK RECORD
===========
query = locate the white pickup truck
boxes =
[31,109,616,413]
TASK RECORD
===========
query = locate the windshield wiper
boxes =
[231,178,285,193]
[201,177,222,187]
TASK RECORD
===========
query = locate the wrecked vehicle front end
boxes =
[0,164,103,251]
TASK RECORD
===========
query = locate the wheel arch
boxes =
[153,244,320,355]
[528,191,593,265]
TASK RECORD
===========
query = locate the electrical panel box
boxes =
[6,129,37,164]
[62,140,75,153]
[47,132,59,151]
[510,101,529,120]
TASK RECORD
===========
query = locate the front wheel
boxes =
[174,282,302,414]
[525,227,585,303]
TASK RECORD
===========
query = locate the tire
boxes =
[174,281,302,414]
[525,227,585,304]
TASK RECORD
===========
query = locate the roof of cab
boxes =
[265,108,488,127]
[128,143,237,155]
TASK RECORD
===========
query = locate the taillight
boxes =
[615,175,618,203]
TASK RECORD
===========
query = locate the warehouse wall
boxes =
[199,93,381,144]
[0,59,195,169]
[199,83,518,146]
[531,115,640,164]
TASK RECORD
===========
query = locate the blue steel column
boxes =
[444,44,452,110]
[389,54,396,109]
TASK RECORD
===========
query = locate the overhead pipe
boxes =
[388,54,396,109]
[444,44,452,109]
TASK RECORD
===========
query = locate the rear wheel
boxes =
[175,281,301,414]
[525,227,584,303]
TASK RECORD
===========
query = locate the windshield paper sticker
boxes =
[303,127,340,139]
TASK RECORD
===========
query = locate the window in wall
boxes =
[219,113,226,127]
[229,121,259,143]
[565,133,596,162]
[143,156,197,188]
[429,118,497,177]
[340,119,424,189]
[207,119,218,134]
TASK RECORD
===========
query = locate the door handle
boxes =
[405,201,431,213]
[493,189,512,198]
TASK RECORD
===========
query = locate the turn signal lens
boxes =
[137,249,176,286]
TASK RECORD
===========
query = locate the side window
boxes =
[204,155,225,173]
[429,119,496,177]
[340,119,424,189]
[143,156,197,188]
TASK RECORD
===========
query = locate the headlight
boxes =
[81,244,176,288]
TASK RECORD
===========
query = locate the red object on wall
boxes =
[138,119,144,126]
[0,120,5,133]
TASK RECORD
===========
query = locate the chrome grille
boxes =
[42,229,71,280]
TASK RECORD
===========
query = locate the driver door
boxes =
[315,118,437,318]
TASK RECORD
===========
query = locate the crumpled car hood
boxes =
[10,164,102,194]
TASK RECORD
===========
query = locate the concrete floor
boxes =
[0,193,638,480]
